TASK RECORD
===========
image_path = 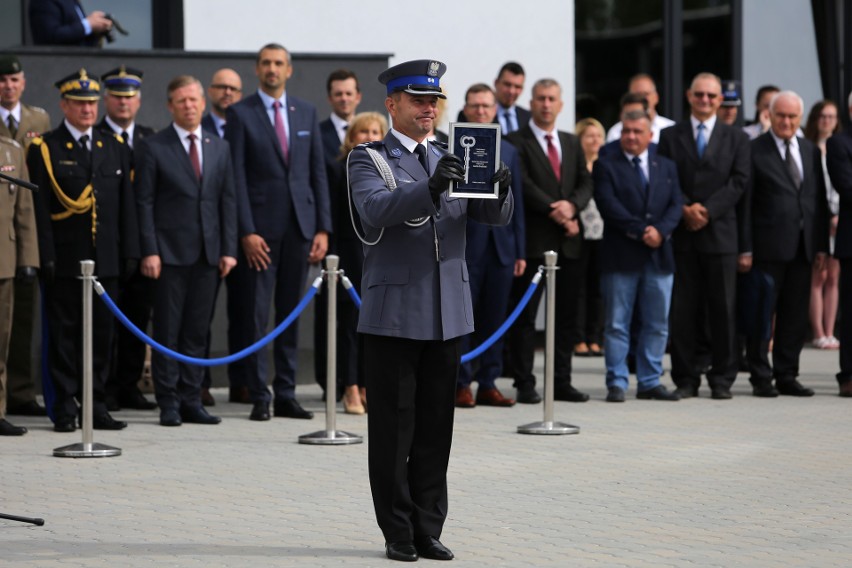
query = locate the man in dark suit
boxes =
[456,83,525,408]
[225,43,331,421]
[202,69,242,139]
[29,0,113,46]
[136,75,237,427]
[314,69,360,399]
[594,109,683,402]
[658,72,750,399]
[95,66,158,412]
[494,62,530,134]
[348,59,513,562]
[823,92,852,397]
[506,78,593,404]
[741,90,829,397]
[28,69,138,432]
[599,92,656,160]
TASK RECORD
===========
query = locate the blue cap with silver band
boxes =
[379,59,447,99]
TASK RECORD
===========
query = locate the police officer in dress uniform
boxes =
[348,59,514,562]
[27,70,138,432]
[97,66,158,411]
[0,135,39,436]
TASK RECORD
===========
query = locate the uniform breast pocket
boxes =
[56,164,89,181]
[363,266,409,330]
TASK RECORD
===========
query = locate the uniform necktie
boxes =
[696,123,707,158]
[78,134,89,151]
[272,100,289,163]
[7,114,17,138]
[414,144,429,173]
[785,139,801,189]
[188,133,202,181]
[121,130,129,147]
[77,134,91,167]
[632,156,649,190]
[545,134,561,182]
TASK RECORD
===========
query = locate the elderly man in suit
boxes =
[455,83,525,408]
[594,110,683,402]
[827,91,852,397]
[136,75,237,427]
[0,136,39,436]
[658,72,751,400]
[0,55,50,418]
[348,60,512,562]
[202,69,242,139]
[225,43,331,422]
[506,78,593,404]
[741,91,829,397]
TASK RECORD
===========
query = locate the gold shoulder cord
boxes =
[34,138,97,243]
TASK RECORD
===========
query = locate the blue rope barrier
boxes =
[341,275,362,308]
[95,277,323,367]
[460,271,543,364]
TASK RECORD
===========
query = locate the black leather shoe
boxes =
[105,393,121,412]
[0,419,27,436]
[674,385,698,399]
[776,379,814,397]
[273,399,314,419]
[118,388,157,410]
[201,388,216,407]
[385,541,418,562]
[606,387,625,403]
[414,536,454,561]
[160,408,182,427]
[249,402,270,421]
[6,400,47,416]
[636,385,680,401]
[54,416,76,432]
[93,412,128,430]
[516,385,542,404]
[751,382,779,397]
[554,384,590,402]
[181,406,221,424]
[710,386,733,400]
[228,385,251,404]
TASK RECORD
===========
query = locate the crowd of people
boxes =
[0,46,849,439]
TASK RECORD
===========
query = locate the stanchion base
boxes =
[298,430,363,445]
[53,442,122,458]
[517,421,580,435]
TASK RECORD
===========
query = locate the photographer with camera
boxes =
[30,0,126,47]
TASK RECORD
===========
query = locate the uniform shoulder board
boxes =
[430,140,448,150]
[359,140,384,149]
[27,104,48,115]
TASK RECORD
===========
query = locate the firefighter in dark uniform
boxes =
[27,69,139,432]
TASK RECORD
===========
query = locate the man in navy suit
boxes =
[202,69,242,139]
[136,75,237,426]
[593,110,683,402]
[740,91,828,397]
[29,0,113,46]
[494,62,530,134]
[456,83,525,408]
[225,43,331,421]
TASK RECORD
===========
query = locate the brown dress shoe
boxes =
[840,381,852,397]
[476,387,516,407]
[455,386,475,408]
[228,386,251,404]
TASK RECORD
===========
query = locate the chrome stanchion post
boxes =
[300,255,362,445]
[54,260,122,457]
[518,251,580,435]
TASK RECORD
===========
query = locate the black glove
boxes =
[428,154,465,202]
[491,161,512,199]
[40,261,55,284]
[15,266,37,284]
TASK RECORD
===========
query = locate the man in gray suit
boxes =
[136,75,237,427]
[348,60,513,562]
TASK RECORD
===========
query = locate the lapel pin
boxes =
[66,142,73,149]
[96,140,103,148]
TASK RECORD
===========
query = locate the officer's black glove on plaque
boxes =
[491,161,512,200]
[428,154,465,203]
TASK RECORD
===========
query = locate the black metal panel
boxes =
[663,0,683,121]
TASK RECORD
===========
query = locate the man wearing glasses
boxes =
[202,69,243,139]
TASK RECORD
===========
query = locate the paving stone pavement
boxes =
[2,347,851,567]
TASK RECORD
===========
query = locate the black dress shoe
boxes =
[273,399,314,419]
[228,385,251,404]
[751,382,779,397]
[776,379,815,397]
[0,419,27,436]
[636,385,680,401]
[554,384,590,402]
[249,402,270,421]
[160,408,182,427]
[673,385,698,399]
[118,388,157,410]
[201,388,216,407]
[181,406,221,424]
[516,385,542,404]
[606,387,625,403]
[6,400,47,416]
[385,541,418,562]
[54,416,76,432]
[105,393,121,412]
[92,412,128,430]
[414,536,454,561]
[710,386,733,400]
